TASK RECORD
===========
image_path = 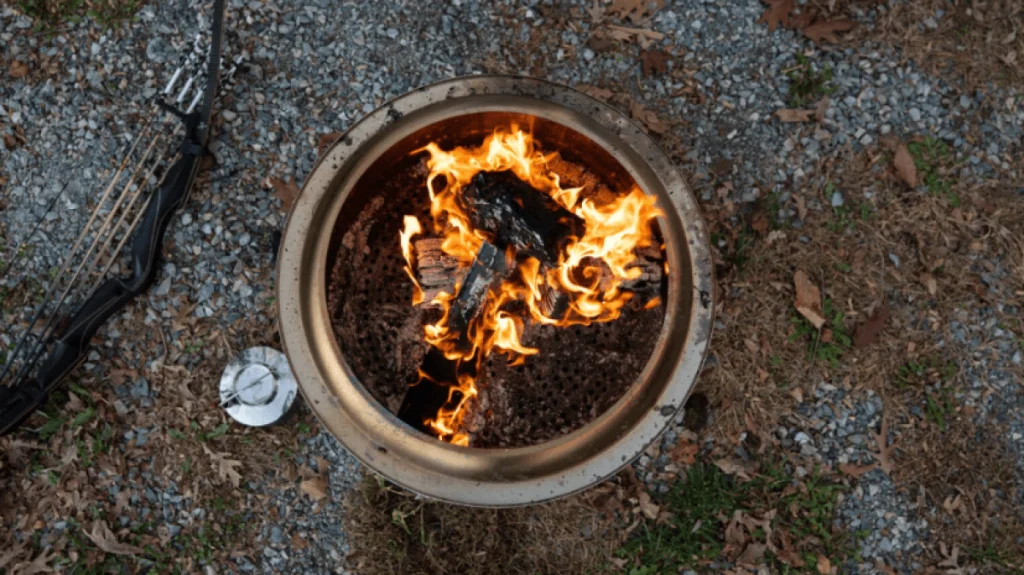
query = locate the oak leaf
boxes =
[203,445,243,487]
[669,439,698,465]
[85,520,143,556]
[270,176,300,212]
[894,144,917,188]
[802,19,857,44]
[793,270,825,329]
[641,50,669,77]
[758,0,795,31]
[870,415,895,474]
[301,476,330,501]
[839,462,877,477]
[629,101,667,134]
[853,306,889,348]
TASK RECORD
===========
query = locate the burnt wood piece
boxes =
[397,241,505,432]
[413,238,664,318]
[462,171,584,265]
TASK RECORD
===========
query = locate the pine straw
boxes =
[344,474,618,575]
[863,0,1023,91]
[696,141,1024,568]
[0,262,307,570]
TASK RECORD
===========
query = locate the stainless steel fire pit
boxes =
[276,76,713,507]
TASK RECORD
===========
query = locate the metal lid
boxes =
[219,346,297,427]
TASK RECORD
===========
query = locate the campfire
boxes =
[395,125,666,446]
[278,76,713,505]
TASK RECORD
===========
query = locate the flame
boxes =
[399,124,662,444]
[400,216,425,305]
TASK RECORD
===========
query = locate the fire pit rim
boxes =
[277,75,714,507]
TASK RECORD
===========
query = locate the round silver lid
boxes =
[219,346,298,427]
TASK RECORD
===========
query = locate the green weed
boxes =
[787,54,836,108]
[789,297,851,369]
[907,137,960,206]
[925,387,956,431]
[894,356,958,390]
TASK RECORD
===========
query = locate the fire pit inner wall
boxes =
[277,77,713,507]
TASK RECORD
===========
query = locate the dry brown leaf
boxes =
[641,50,669,77]
[802,19,857,44]
[203,445,243,487]
[0,546,26,570]
[301,476,330,501]
[874,560,897,575]
[839,462,877,477]
[738,543,768,566]
[816,553,832,574]
[637,490,660,520]
[870,416,895,474]
[629,101,667,134]
[723,510,748,556]
[789,386,804,403]
[758,0,795,31]
[291,531,310,550]
[894,144,917,188]
[815,95,831,121]
[271,176,300,212]
[669,439,698,465]
[8,60,29,79]
[576,84,615,101]
[776,108,815,123]
[793,270,825,329]
[795,194,808,220]
[608,0,663,23]
[920,272,937,295]
[587,33,616,53]
[606,24,665,43]
[938,543,960,569]
[853,306,889,348]
[585,0,605,22]
[714,457,757,481]
[3,133,19,151]
[11,549,55,575]
[85,521,143,556]
[317,132,343,157]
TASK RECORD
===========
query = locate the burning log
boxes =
[397,241,506,431]
[412,238,664,316]
[462,171,584,265]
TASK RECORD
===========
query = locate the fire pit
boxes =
[277,76,713,506]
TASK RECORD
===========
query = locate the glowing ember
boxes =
[399,125,663,445]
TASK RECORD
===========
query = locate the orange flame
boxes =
[399,125,662,444]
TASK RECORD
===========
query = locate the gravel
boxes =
[2,0,1022,572]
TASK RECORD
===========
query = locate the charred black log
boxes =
[397,241,505,432]
[461,171,584,265]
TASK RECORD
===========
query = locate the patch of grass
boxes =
[787,54,836,108]
[620,463,743,571]
[789,297,851,369]
[925,387,956,432]
[621,459,853,573]
[17,0,141,32]
[965,538,1022,569]
[908,137,960,206]
[894,355,958,390]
